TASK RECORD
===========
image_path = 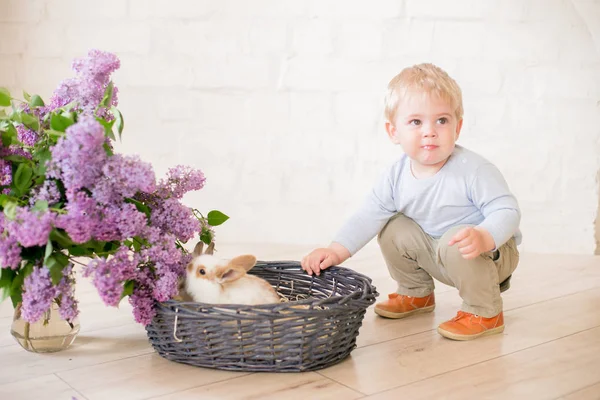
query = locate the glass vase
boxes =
[10,301,80,353]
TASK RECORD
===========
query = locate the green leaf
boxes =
[10,262,33,307]
[33,148,52,176]
[101,81,114,108]
[45,253,69,285]
[50,229,74,248]
[207,210,229,226]
[29,95,45,108]
[1,123,17,147]
[97,118,115,141]
[0,194,12,207]
[200,229,213,245]
[0,267,17,302]
[19,112,39,131]
[22,91,31,102]
[3,200,17,220]
[50,113,74,132]
[112,106,124,140]
[125,198,151,219]
[13,163,33,193]
[120,280,135,300]
[44,239,53,262]
[33,200,49,213]
[68,246,93,257]
[0,88,11,107]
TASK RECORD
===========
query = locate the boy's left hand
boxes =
[448,227,495,260]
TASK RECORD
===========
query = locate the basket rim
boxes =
[156,261,378,314]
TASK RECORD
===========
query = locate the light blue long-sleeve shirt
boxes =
[333,145,522,256]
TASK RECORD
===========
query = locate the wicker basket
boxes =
[146,261,379,372]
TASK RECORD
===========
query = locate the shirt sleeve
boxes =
[470,163,521,249]
[332,166,399,256]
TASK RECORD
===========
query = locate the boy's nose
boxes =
[422,125,437,137]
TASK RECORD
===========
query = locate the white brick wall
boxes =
[1,0,599,255]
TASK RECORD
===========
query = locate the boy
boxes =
[301,63,521,341]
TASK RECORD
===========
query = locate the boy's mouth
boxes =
[421,145,438,150]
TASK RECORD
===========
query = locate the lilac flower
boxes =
[55,265,79,322]
[0,145,32,159]
[16,125,39,146]
[83,246,138,307]
[94,203,147,242]
[29,180,61,206]
[0,159,11,186]
[21,267,55,323]
[93,154,156,204]
[47,117,106,192]
[153,270,178,302]
[141,233,185,275]
[55,191,99,244]
[129,268,156,325]
[150,198,200,243]
[157,166,206,199]
[46,49,120,115]
[8,207,55,248]
[0,234,21,269]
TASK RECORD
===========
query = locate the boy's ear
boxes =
[455,118,463,140]
[385,121,400,144]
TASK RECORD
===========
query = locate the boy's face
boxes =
[386,91,463,177]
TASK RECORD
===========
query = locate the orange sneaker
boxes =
[374,292,435,319]
[438,311,504,341]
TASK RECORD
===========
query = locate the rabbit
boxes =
[185,241,281,305]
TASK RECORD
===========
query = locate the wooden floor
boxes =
[1,242,600,400]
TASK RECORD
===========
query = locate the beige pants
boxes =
[377,214,520,317]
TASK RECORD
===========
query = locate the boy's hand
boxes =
[448,226,495,260]
[301,243,350,276]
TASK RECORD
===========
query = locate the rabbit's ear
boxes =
[205,242,215,255]
[192,242,204,258]
[229,255,257,272]
[219,266,245,283]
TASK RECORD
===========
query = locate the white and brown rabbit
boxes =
[185,242,280,305]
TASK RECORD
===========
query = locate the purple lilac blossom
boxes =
[0,145,32,159]
[157,166,206,199]
[46,50,120,115]
[93,203,147,242]
[29,180,61,206]
[152,270,178,302]
[21,267,55,323]
[55,191,99,244]
[129,269,156,325]
[93,154,156,204]
[55,265,79,322]
[0,159,11,186]
[16,125,39,146]
[0,234,21,269]
[47,117,107,192]
[150,198,200,243]
[8,208,55,248]
[83,246,138,307]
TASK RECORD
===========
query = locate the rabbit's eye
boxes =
[199,269,206,275]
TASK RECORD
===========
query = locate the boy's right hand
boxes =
[301,243,350,276]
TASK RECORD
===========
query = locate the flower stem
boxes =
[23,321,30,351]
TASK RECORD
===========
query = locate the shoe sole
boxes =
[437,325,505,341]
[374,304,435,319]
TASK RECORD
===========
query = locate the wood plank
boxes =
[365,327,600,400]
[319,287,600,395]
[558,382,600,400]
[57,353,249,400]
[0,373,86,400]
[147,372,364,400]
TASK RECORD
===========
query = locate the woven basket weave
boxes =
[146,261,379,372]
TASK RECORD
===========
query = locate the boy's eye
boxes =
[437,117,448,124]
[409,119,421,126]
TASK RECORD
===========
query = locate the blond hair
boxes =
[384,63,463,123]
